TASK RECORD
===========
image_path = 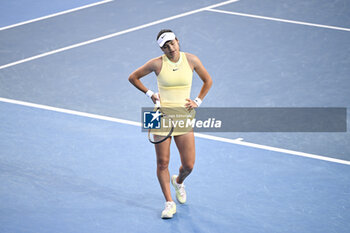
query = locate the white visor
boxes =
[157,32,176,47]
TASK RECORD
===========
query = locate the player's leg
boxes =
[171,131,195,204]
[155,136,177,218]
[154,136,173,201]
[173,131,196,184]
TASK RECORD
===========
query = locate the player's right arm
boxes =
[128,57,161,102]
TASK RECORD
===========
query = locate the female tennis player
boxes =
[128,29,212,219]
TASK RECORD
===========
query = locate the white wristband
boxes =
[145,90,154,98]
[194,97,202,107]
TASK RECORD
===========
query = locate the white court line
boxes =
[0,0,114,31]
[206,8,350,32]
[0,0,239,70]
[1,97,349,166]
[0,97,140,127]
[194,133,350,165]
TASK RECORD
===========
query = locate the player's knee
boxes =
[157,159,169,170]
[183,163,194,173]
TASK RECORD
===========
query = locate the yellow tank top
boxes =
[157,52,193,107]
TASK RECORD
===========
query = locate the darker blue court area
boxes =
[1,102,350,233]
[1,0,350,232]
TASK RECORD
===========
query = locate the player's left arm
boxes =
[185,53,213,108]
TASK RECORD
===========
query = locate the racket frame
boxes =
[148,100,174,144]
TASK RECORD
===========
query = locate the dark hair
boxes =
[156,29,174,40]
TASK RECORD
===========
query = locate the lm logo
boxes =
[143,110,162,129]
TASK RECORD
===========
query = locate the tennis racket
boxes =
[148,100,174,144]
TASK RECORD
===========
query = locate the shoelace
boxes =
[165,202,174,210]
[177,183,185,196]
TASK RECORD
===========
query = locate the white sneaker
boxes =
[171,175,186,204]
[161,201,176,219]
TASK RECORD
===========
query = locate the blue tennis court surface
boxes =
[1,0,350,232]
[1,102,349,233]
[0,0,107,27]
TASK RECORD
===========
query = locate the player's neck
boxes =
[167,52,180,63]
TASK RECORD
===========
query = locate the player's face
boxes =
[161,39,180,61]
